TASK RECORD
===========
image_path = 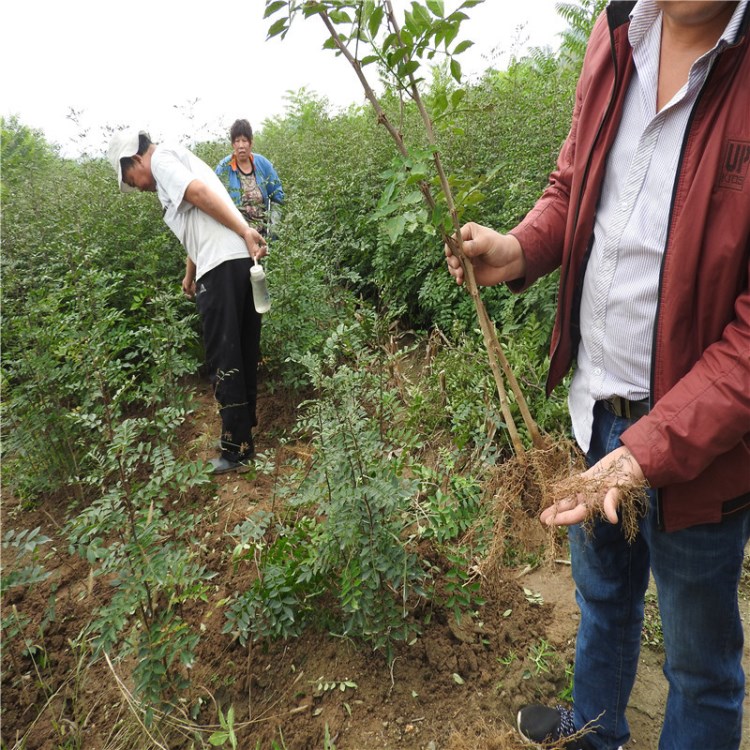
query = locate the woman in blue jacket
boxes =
[215,119,284,236]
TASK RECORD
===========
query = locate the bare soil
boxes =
[2,375,749,750]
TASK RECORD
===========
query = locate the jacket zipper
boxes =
[649,36,741,530]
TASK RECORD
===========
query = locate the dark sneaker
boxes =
[517,704,596,750]
[209,456,251,475]
[217,438,256,460]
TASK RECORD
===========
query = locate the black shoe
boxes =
[209,456,251,475]
[217,438,255,459]
[517,705,597,750]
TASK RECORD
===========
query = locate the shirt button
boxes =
[593,367,602,376]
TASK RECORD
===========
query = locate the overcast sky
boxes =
[1,0,566,156]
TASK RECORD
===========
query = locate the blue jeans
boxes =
[570,402,750,750]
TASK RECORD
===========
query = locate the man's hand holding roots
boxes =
[542,446,648,535]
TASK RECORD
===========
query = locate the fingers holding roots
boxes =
[481,438,649,579]
[545,456,649,543]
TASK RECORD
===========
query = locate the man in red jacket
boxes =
[447,1,750,748]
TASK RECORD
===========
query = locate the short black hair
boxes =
[120,132,153,177]
[230,119,253,143]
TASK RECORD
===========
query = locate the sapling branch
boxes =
[314,1,543,455]
[94,368,157,619]
[382,1,544,451]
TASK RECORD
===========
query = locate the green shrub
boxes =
[226,314,429,654]
[65,418,213,717]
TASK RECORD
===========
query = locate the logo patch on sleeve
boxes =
[718,140,750,191]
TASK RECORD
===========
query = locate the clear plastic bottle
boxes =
[250,263,271,314]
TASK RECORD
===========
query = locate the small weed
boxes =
[523,587,544,606]
[313,677,358,697]
[324,723,338,750]
[557,661,574,702]
[255,741,287,750]
[528,638,554,675]
[208,704,237,749]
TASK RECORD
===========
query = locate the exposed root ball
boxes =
[481,438,583,574]
[549,462,649,543]
[480,436,649,578]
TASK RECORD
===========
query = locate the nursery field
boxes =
[8,372,749,749]
[4,1,749,748]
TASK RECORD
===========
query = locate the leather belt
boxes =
[600,395,650,419]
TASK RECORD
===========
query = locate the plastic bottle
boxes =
[250,263,271,314]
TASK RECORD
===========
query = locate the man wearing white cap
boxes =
[108,129,266,474]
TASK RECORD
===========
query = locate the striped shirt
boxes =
[569,0,748,452]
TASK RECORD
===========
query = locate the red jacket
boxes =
[511,2,750,531]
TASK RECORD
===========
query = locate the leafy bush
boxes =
[3,256,198,503]
[65,415,214,717]
[2,118,198,502]
[2,117,214,716]
[226,313,429,654]
[258,200,360,388]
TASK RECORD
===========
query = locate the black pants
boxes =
[195,257,261,461]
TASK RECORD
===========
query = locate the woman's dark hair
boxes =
[120,132,153,175]
[230,119,253,143]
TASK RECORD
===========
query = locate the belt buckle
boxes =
[608,395,649,419]
[620,396,632,419]
[607,395,628,418]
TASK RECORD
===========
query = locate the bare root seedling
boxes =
[547,459,649,544]
[479,436,648,579]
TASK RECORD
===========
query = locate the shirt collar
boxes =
[629,0,748,51]
[230,153,255,173]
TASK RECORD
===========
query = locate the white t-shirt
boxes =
[150,144,250,280]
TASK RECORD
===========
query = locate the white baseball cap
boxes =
[107,129,144,193]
